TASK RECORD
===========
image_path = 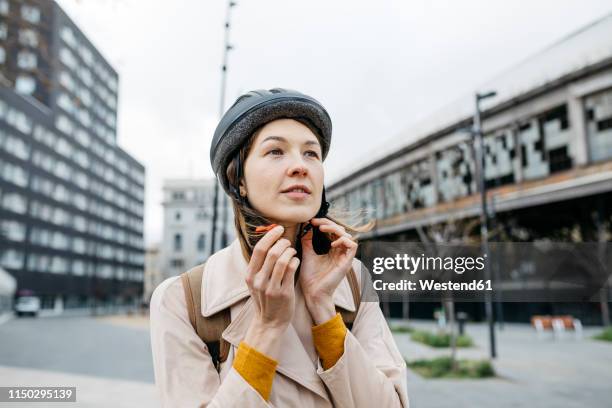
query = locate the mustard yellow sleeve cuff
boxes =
[311,312,347,370]
[232,341,278,401]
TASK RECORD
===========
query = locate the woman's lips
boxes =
[282,191,310,200]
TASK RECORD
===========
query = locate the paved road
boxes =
[0,314,154,383]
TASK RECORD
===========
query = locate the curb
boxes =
[0,312,14,326]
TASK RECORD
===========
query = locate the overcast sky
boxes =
[55,0,612,247]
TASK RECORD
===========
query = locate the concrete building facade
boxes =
[0,0,145,311]
[159,179,234,280]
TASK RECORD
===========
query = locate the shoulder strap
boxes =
[336,267,362,330]
[180,263,231,372]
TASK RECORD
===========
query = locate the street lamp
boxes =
[473,90,497,359]
[210,0,237,256]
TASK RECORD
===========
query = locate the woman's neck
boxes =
[280,223,300,247]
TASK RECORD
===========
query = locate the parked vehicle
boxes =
[14,296,41,317]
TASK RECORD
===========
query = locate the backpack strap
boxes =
[336,267,362,330]
[180,263,231,372]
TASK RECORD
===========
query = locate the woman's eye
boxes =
[267,148,283,156]
[305,150,320,158]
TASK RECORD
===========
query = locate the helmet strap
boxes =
[316,187,330,218]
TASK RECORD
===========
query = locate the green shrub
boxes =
[593,328,612,342]
[406,356,495,378]
[410,330,473,348]
[390,325,414,333]
[456,335,473,347]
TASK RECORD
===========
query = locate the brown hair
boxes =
[224,123,374,262]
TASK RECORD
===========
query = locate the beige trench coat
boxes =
[150,238,409,407]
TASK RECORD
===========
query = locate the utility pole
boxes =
[474,90,497,359]
[210,0,237,256]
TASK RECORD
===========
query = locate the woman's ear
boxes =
[239,180,247,197]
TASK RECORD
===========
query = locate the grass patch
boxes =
[410,329,473,348]
[407,356,495,378]
[593,328,612,342]
[390,325,414,333]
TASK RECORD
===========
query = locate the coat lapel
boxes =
[201,239,358,403]
[221,293,331,402]
[200,239,250,317]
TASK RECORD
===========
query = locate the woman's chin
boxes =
[266,209,318,225]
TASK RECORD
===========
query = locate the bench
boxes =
[531,315,583,340]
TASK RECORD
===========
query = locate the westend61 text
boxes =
[373,279,493,291]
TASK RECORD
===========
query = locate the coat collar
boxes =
[222,294,332,400]
[201,238,357,317]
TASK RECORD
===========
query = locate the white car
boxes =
[15,296,41,317]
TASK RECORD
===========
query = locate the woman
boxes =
[150,88,409,407]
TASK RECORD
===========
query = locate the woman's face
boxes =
[241,118,324,224]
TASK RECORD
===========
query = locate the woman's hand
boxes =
[243,225,300,359]
[299,218,358,324]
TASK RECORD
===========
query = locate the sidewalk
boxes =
[37,306,145,318]
[95,314,149,330]
[0,312,12,326]
[390,318,612,408]
[0,365,159,408]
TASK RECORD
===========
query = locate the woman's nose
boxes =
[287,155,308,177]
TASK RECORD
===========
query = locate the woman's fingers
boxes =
[269,247,297,289]
[246,225,285,284]
[281,257,300,289]
[310,217,332,225]
[255,238,292,289]
[317,223,350,239]
[331,236,358,262]
[331,235,358,251]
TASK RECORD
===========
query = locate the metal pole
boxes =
[474,91,497,359]
[210,0,237,256]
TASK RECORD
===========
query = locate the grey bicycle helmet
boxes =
[210,88,332,197]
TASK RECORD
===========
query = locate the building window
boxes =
[19,29,38,47]
[60,26,77,48]
[21,4,41,24]
[175,211,181,221]
[4,133,30,160]
[174,233,182,251]
[172,191,185,200]
[1,249,23,270]
[0,46,5,64]
[586,88,612,163]
[2,193,26,214]
[59,47,76,69]
[15,75,36,95]
[59,70,75,92]
[436,143,477,203]
[17,50,37,69]
[1,161,28,187]
[1,220,26,242]
[72,260,85,276]
[171,259,184,268]
[56,115,74,135]
[197,234,206,251]
[0,23,7,40]
[0,0,8,16]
